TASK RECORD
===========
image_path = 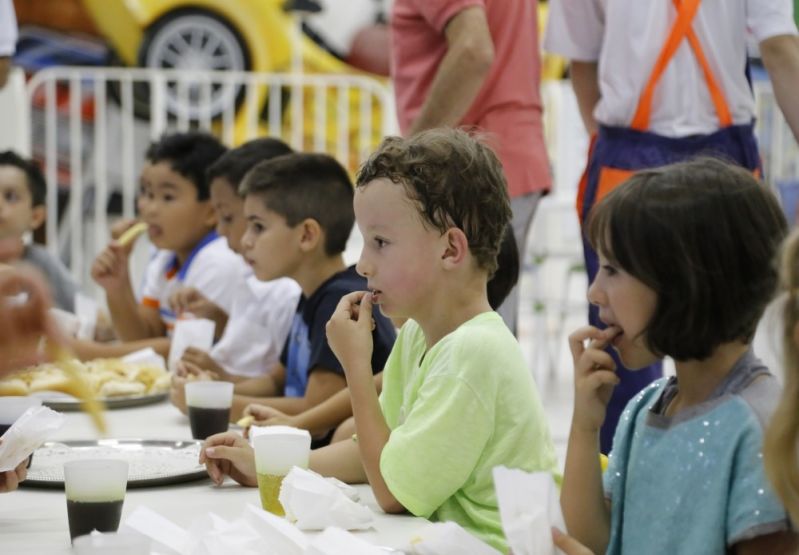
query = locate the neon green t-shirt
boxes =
[379,312,558,553]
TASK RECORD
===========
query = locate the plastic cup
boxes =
[64,459,129,542]
[252,426,311,516]
[0,396,43,467]
[184,381,234,440]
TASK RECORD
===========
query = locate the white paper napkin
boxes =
[123,504,310,555]
[0,406,64,472]
[122,347,167,371]
[493,466,566,555]
[279,467,374,531]
[242,504,309,555]
[124,505,189,554]
[305,527,387,555]
[74,292,99,340]
[168,318,215,372]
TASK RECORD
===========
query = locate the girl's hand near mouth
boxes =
[569,325,621,433]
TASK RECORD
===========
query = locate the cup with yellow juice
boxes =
[252,426,311,516]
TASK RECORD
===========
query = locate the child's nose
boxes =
[587,279,604,307]
[355,254,371,277]
[240,230,254,250]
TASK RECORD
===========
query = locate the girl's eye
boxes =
[163,194,175,202]
[602,264,617,276]
[375,237,387,248]
[252,223,264,233]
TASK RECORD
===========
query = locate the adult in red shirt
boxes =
[391,0,551,334]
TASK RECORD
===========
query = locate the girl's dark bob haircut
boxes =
[587,157,788,361]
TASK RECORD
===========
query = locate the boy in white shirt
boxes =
[169,138,301,384]
[80,132,244,358]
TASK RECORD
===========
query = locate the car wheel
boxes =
[137,9,250,121]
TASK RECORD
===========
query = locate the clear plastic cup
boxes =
[64,459,129,542]
[184,381,234,440]
[252,426,311,516]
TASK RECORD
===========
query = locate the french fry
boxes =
[117,222,148,247]
[236,415,254,428]
[48,345,107,434]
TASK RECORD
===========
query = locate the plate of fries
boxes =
[0,358,171,410]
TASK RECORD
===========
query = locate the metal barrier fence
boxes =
[24,70,799,290]
[25,66,397,285]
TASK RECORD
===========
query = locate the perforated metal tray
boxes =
[21,439,208,488]
[33,392,168,411]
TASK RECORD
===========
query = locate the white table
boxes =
[2,400,427,554]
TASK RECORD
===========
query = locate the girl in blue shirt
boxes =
[562,157,795,554]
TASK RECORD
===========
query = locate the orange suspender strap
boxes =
[630,0,732,131]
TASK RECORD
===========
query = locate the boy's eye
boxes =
[162,194,175,202]
[3,191,19,203]
[374,237,387,248]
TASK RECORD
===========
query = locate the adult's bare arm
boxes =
[406,6,495,135]
[570,61,600,135]
[760,34,799,143]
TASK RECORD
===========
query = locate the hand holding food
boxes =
[115,221,148,248]
[568,325,620,433]
[90,243,130,291]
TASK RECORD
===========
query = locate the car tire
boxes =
[111,9,251,122]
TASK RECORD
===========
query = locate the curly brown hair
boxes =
[356,128,511,275]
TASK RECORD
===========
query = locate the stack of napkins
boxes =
[493,466,566,555]
[403,522,501,555]
[279,467,374,530]
[124,505,386,555]
[0,405,64,472]
[124,505,308,555]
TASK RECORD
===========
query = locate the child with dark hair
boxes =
[201,130,555,552]
[87,132,243,356]
[167,138,301,390]
[0,150,78,311]
[562,157,795,554]
[239,223,520,441]
[208,152,396,424]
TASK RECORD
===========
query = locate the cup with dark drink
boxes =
[184,381,234,440]
[0,396,43,467]
[64,459,128,542]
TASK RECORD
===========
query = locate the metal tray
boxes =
[33,391,168,411]
[21,439,208,489]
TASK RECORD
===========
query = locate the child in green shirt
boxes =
[201,129,557,552]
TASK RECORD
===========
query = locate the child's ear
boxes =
[200,201,217,228]
[298,218,323,252]
[441,227,469,269]
[30,205,46,231]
